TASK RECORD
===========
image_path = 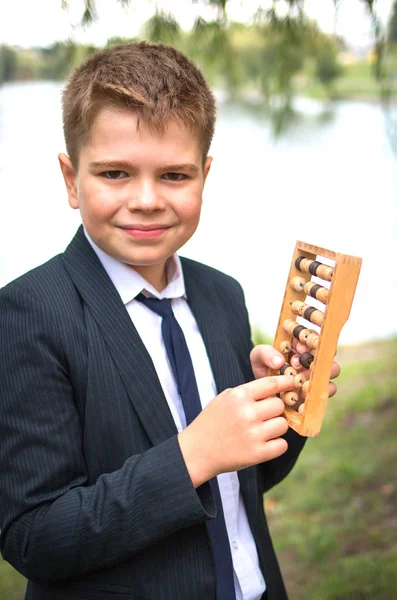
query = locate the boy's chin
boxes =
[121,256,171,269]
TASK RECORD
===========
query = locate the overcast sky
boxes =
[0,0,394,49]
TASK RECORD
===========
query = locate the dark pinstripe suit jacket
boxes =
[0,227,305,600]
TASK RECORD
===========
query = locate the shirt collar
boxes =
[84,229,186,304]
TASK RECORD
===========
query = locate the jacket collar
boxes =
[83,228,187,303]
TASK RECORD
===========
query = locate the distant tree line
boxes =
[0,0,394,122]
[0,17,343,101]
[0,42,97,84]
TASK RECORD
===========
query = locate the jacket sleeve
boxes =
[0,283,215,584]
[259,428,306,493]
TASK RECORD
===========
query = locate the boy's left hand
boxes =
[250,343,340,398]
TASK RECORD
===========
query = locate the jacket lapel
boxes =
[182,259,259,504]
[182,260,246,395]
[62,227,177,446]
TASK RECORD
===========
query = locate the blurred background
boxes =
[1,1,397,598]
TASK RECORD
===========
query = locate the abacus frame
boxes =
[271,241,362,437]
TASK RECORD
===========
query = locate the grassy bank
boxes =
[0,337,396,599]
[0,556,25,599]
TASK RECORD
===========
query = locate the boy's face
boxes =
[59,106,211,290]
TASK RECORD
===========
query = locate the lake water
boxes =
[1,81,396,344]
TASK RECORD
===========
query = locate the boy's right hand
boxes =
[178,375,295,488]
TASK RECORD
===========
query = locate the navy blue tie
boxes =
[136,293,236,600]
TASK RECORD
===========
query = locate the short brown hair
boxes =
[62,41,216,169]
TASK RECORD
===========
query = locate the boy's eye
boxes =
[163,172,187,182]
[101,171,127,180]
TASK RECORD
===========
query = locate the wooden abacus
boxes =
[269,241,362,437]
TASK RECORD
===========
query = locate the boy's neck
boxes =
[127,261,168,293]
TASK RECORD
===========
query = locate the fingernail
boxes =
[272,355,284,368]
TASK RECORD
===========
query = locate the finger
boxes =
[261,438,288,461]
[262,415,289,440]
[297,367,311,380]
[330,361,340,379]
[252,344,285,370]
[329,382,337,397]
[291,339,308,355]
[244,374,295,400]
[270,352,285,369]
[289,353,305,370]
[256,396,285,420]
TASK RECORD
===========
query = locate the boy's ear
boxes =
[203,156,212,184]
[58,153,79,209]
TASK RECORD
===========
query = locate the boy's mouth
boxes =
[119,225,171,239]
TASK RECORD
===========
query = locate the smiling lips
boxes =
[120,225,171,239]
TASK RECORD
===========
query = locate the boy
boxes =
[0,42,338,600]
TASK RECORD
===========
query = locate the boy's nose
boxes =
[127,180,164,211]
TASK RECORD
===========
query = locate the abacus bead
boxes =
[299,352,314,368]
[301,258,311,270]
[317,287,329,304]
[283,319,297,335]
[281,391,299,406]
[298,328,310,343]
[304,306,325,327]
[306,332,319,349]
[294,374,306,387]
[295,256,306,271]
[290,276,306,292]
[292,324,305,338]
[280,340,291,354]
[280,364,296,377]
[291,301,306,316]
[308,260,322,276]
[317,264,333,281]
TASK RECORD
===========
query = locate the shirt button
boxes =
[232,541,238,550]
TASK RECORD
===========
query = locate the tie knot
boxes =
[136,293,174,318]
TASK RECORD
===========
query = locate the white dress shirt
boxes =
[85,231,266,600]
